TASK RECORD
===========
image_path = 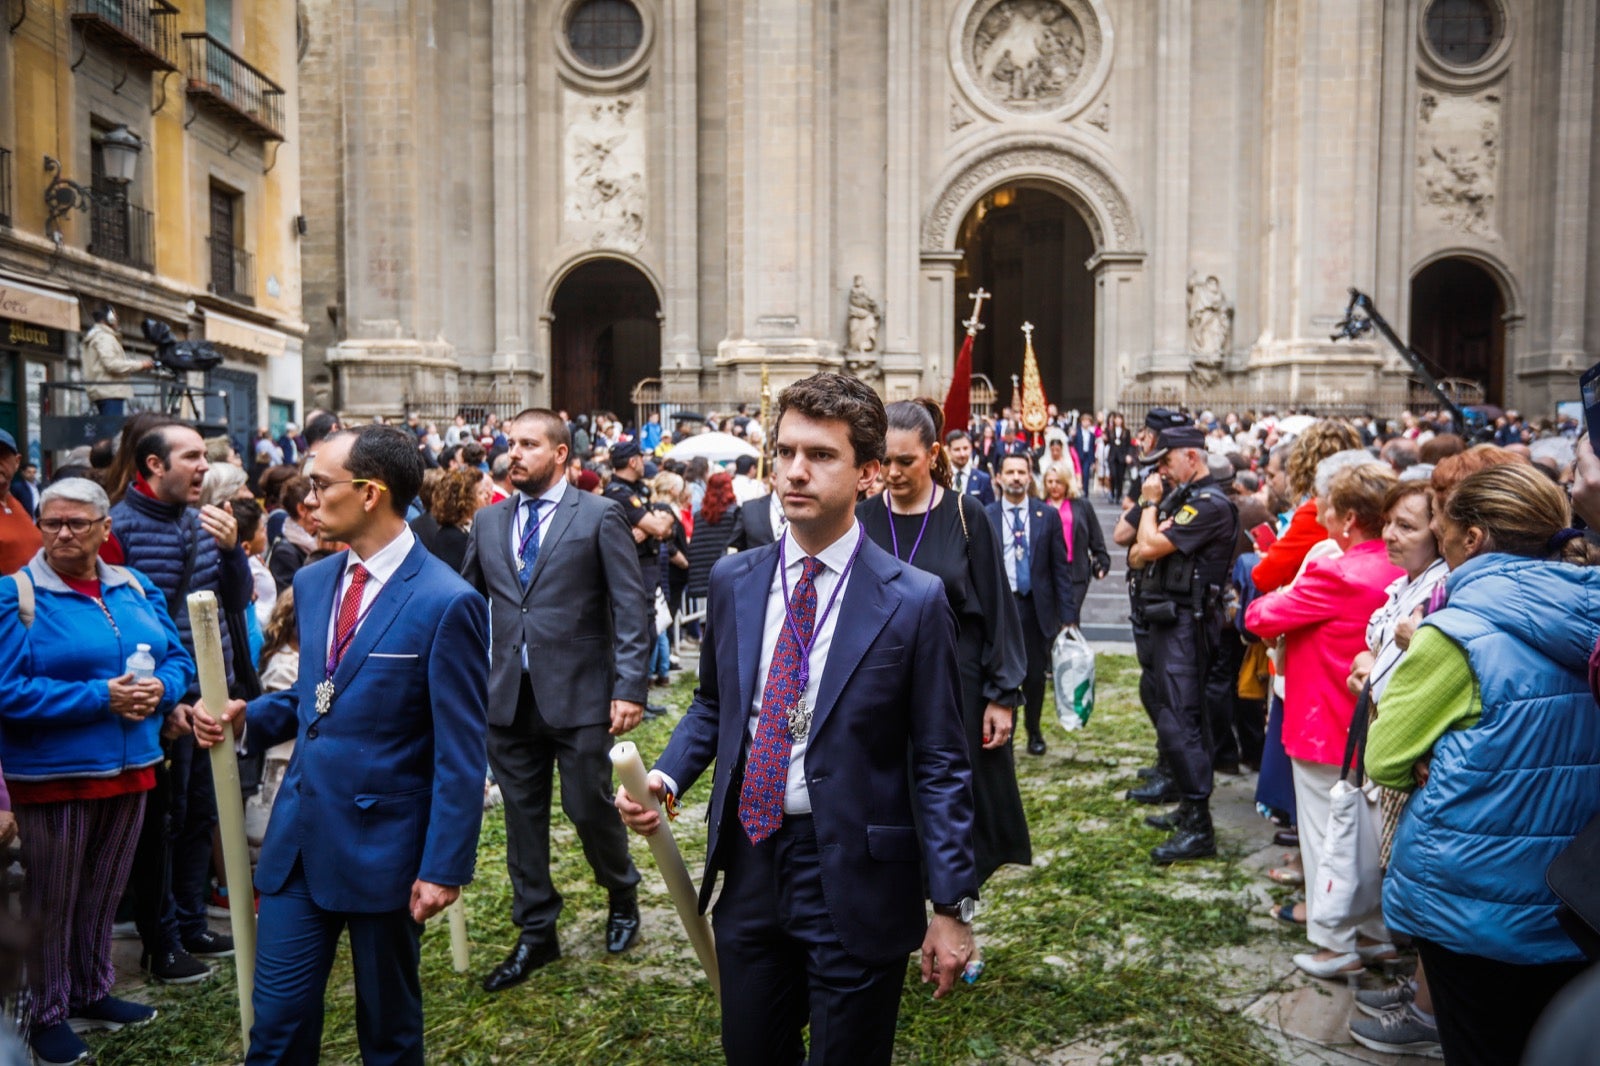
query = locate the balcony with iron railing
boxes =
[70,0,179,72]
[88,198,154,272]
[182,33,285,142]
[0,147,12,229]
[207,236,254,304]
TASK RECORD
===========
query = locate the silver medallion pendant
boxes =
[787,695,811,741]
[314,678,335,717]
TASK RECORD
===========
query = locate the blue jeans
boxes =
[650,632,671,679]
[95,398,126,418]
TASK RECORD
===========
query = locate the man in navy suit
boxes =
[987,453,1075,756]
[945,429,994,507]
[616,373,977,1066]
[196,425,489,1065]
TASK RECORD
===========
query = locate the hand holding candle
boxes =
[611,741,720,1002]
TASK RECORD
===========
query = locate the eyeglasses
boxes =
[305,477,388,497]
[38,517,107,536]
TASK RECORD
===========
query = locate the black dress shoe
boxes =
[643,703,669,720]
[1026,736,1047,756]
[481,940,560,993]
[607,897,641,954]
[1150,801,1217,865]
[1125,774,1180,804]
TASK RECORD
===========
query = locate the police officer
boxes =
[604,440,674,717]
[1115,408,1190,798]
[1125,425,1238,864]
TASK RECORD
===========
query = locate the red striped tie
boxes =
[334,564,370,662]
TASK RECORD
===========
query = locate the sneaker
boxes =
[111,919,139,940]
[68,995,158,1033]
[183,928,235,959]
[1353,979,1415,1019]
[1349,1004,1443,1057]
[29,1022,89,1065]
[142,948,213,984]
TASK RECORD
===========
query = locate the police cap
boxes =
[1144,407,1190,433]
[1140,425,1206,463]
[610,440,642,464]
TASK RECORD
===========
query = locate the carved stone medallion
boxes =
[954,0,1109,122]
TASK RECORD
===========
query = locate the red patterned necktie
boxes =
[738,556,823,844]
[333,564,370,665]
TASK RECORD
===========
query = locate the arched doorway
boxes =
[954,184,1097,416]
[1409,257,1506,406]
[550,258,660,417]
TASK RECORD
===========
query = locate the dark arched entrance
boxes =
[551,258,660,417]
[1409,257,1506,406]
[954,184,1096,415]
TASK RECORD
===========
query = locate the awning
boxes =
[203,309,288,359]
[0,274,80,332]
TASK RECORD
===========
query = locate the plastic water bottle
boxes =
[126,643,156,681]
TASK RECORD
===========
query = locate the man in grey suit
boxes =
[460,409,651,993]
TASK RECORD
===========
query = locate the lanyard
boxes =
[517,496,557,559]
[326,568,382,675]
[885,486,936,565]
[779,525,864,693]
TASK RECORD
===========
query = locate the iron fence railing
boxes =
[182,32,284,140]
[89,199,154,271]
[70,0,179,69]
[207,236,253,303]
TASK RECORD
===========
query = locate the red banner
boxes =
[943,332,974,435]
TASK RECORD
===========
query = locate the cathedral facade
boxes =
[298,0,1598,423]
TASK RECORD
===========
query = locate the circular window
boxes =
[566,0,645,71]
[1424,0,1502,66]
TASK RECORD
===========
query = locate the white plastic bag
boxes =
[1051,626,1096,731]
[1312,778,1383,933]
[654,586,672,632]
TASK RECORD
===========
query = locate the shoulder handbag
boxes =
[1311,682,1384,933]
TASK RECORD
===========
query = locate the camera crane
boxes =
[1329,288,1464,427]
[141,318,224,423]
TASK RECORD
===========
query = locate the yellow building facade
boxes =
[0,0,303,467]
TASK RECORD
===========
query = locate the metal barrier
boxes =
[41,377,231,450]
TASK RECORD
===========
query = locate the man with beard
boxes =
[460,409,651,991]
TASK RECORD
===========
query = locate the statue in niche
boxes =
[973,0,1085,107]
[846,276,881,354]
[1186,272,1232,388]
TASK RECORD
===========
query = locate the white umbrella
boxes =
[664,431,760,463]
[1274,414,1318,437]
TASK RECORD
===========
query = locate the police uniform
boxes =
[603,442,663,705]
[1120,408,1192,796]
[1128,426,1238,864]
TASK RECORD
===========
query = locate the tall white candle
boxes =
[187,591,258,1048]
[610,741,721,1002]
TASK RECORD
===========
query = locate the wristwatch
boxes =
[933,897,978,924]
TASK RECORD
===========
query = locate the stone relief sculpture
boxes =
[846,275,881,354]
[1416,90,1499,237]
[1087,101,1110,132]
[972,0,1085,109]
[949,98,976,132]
[564,93,647,251]
[1186,272,1232,388]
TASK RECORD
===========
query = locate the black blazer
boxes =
[1062,498,1111,587]
[986,497,1077,634]
[728,495,777,551]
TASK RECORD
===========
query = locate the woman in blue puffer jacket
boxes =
[0,478,194,1066]
[1369,463,1600,1066]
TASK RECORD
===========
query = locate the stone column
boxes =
[1143,0,1192,383]
[491,0,531,375]
[912,251,964,402]
[1091,251,1147,413]
[715,0,841,396]
[660,0,702,396]
[881,0,921,374]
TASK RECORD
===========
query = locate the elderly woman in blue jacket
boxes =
[0,478,194,1066]
[1369,463,1600,1066]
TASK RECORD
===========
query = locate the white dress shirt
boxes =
[510,477,568,569]
[750,522,861,814]
[768,491,787,536]
[1001,499,1030,593]
[326,524,416,661]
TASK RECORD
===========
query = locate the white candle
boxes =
[187,591,258,1048]
[610,741,721,1002]
[447,897,469,973]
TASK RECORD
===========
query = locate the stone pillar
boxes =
[660,0,702,397]
[912,251,964,402]
[715,0,842,396]
[491,0,531,376]
[881,0,921,372]
[1144,0,1193,383]
[1245,0,1388,401]
[1091,252,1147,413]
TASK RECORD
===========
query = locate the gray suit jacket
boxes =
[461,488,651,729]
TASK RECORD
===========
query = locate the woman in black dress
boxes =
[857,399,1032,886]
[1104,412,1137,504]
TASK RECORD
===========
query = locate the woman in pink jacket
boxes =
[1246,462,1404,979]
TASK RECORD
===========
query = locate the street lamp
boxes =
[42,124,144,240]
